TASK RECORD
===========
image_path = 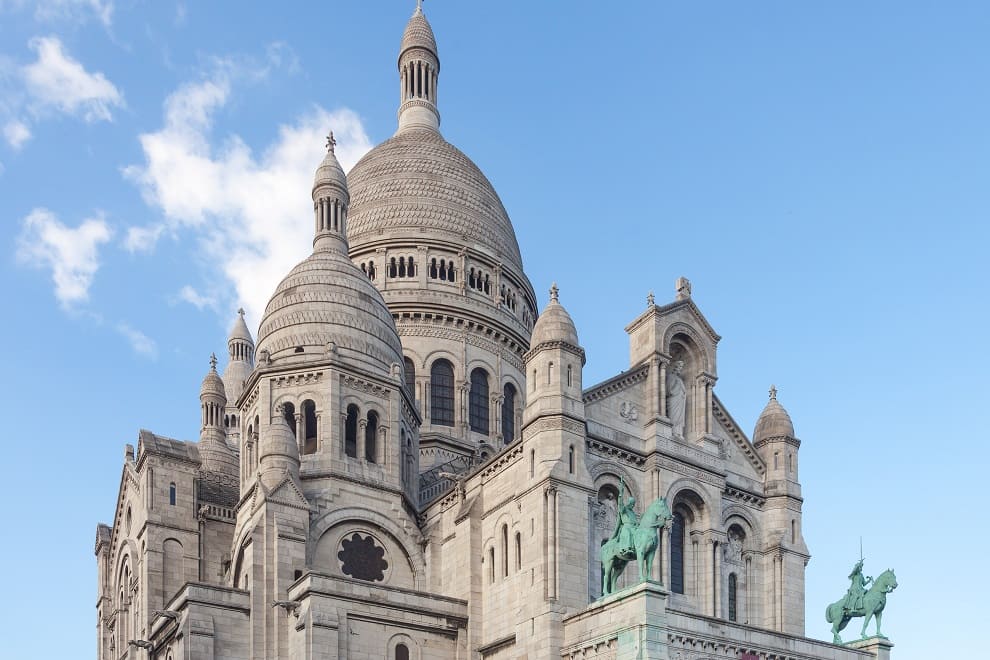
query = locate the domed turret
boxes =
[258,405,300,489]
[199,354,238,476]
[531,283,582,351]
[222,308,254,404]
[524,284,585,427]
[255,132,404,375]
[754,385,795,443]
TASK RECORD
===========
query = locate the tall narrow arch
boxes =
[502,382,517,444]
[302,400,317,454]
[670,511,686,594]
[430,360,455,427]
[282,402,296,437]
[728,572,738,621]
[345,405,359,458]
[403,357,416,399]
[469,368,490,434]
[365,411,379,463]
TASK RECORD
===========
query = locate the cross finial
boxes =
[416,0,424,12]
[210,353,218,371]
[549,282,559,302]
[237,307,245,318]
[326,131,336,153]
[769,384,777,400]
[647,290,655,306]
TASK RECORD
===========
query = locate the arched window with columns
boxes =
[670,511,686,594]
[469,368,489,434]
[502,382,516,443]
[431,360,455,427]
[302,400,317,454]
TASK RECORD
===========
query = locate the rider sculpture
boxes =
[825,557,898,644]
[844,559,872,613]
[600,479,672,597]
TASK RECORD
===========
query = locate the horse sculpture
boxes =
[601,496,672,596]
[825,568,898,644]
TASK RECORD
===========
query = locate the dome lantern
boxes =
[312,131,350,252]
[397,2,441,133]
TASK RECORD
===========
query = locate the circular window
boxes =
[337,532,389,582]
[125,506,132,535]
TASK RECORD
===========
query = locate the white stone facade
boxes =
[94,6,888,660]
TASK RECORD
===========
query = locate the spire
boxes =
[397,2,440,133]
[223,308,255,403]
[312,129,350,251]
[549,282,559,303]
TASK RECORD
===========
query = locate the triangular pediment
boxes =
[712,395,765,477]
[654,298,721,345]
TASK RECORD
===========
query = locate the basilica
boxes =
[94,6,893,660]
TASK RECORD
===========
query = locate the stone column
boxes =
[660,524,671,587]
[295,413,304,456]
[713,538,722,617]
[659,360,668,418]
[357,419,367,462]
[339,412,347,458]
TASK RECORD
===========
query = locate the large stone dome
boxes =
[255,246,403,377]
[346,128,525,271]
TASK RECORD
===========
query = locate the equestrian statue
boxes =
[600,478,672,597]
[825,558,898,644]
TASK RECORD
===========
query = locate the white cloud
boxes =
[11,0,116,28]
[116,322,158,358]
[123,223,164,253]
[125,66,372,324]
[23,36,124,122]
[177,284,215,310]
[16,207,112,307]
[3,119,31,148]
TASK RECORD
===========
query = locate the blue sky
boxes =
[1,2,986,658]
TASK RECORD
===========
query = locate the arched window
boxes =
[515,531,522,570]
[501,524,509,577]
[169,482,176,506]
[345,405,359,458]
[728,573,738,621]
[530,450,535,478]
[398,256,406,278]
[469,368,489,434]
[395,643,409,660]
[502,383,516,444]
[670,511,686,594]
[365,411,378,463]
[567,364,573,387]
[389,257,397,278]
[548,361,554,385]
[488,547,495,583]
[282,402,296,437]
[408,256,415,276]
[429,258,438,279]
[368,261,376,280]
[403,357,416,399]
[302,400,317,454]
[430,360,455,427]
[568,445,575,473]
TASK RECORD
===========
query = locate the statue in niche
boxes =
[724,530,743,563]
[666,359,687,439]
[600,478,672,596]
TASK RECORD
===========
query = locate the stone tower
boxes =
[753,387,809,634]
[346,5,537,475]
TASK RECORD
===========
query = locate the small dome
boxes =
[259,410,299,465]
[753,387,795,442]
[256,247,403,376]
[400,6,437,60]
[531,284,580,349]
[200,354,227,403]
[313,135,348,201]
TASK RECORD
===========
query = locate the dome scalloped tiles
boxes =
[347,129,524,271]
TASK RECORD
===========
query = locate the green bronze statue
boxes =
[825,558,897,644]
[600,478,672,597]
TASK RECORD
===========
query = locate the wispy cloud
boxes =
[16,207,112,307]
[1,0,115,28]
[123,223,164,253]
[23,35,124,122]
[3,119,31,149]
[124,56,372,324]
[116,322,158,358]
[176,284,215,310]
